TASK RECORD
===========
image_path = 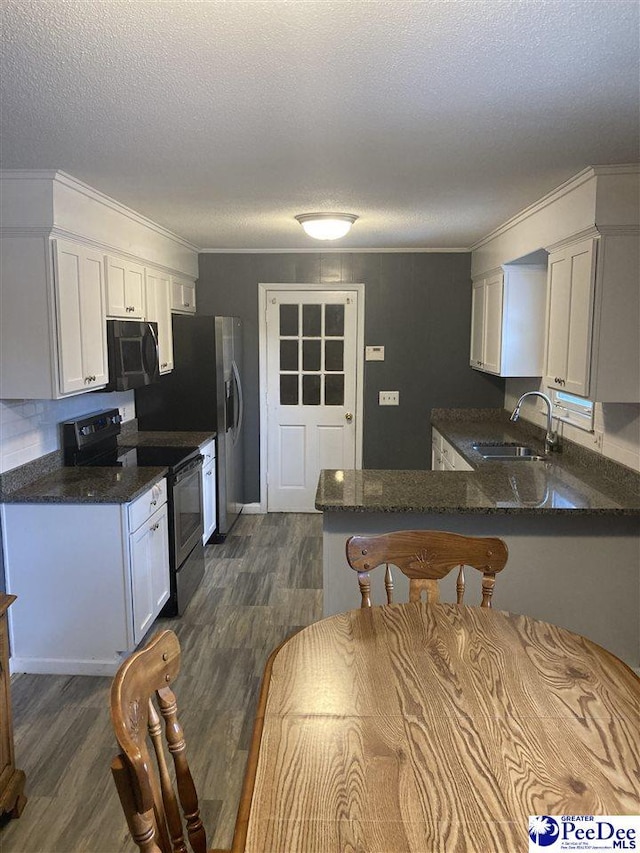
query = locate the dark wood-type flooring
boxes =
[0,513,323,853]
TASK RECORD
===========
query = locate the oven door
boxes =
[171,456,204,568]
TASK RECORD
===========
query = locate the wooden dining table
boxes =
[231,602,640,853]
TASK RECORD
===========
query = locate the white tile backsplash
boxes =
[505,379,640,472]
[0,391,135,473]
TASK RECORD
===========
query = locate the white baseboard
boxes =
[242,502,265,514]
[10,656,122,676]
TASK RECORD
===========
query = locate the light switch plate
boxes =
[366,345,385,361]
[379,391,399,406]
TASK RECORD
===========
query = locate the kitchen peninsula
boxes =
[316,410,640,668]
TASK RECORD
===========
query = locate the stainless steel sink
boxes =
[472,444,546,462]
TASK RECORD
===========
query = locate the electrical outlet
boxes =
[379,391,399,406]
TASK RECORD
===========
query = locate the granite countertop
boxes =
[0,465,168,505]
[119,430,215,449]
[0,427,216,505]
[316,411,640,516]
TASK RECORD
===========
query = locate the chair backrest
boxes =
[346,530,508,608]
[110,630,207,853]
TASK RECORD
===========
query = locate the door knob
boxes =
[345,412,353,422]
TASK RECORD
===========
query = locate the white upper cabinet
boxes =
[105,255,146,318]
[0,171,199,400]
[544,234,639,401]
[145,269,174,373]
[0,235,109,399]
[470,266,546,377]
[54,240,109,394]
[544,238,596,397]
[170,276,197,314]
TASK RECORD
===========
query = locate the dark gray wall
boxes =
[197,252,504,503]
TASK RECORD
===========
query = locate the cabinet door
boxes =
[130,504,170,645]
[146,270,174,373]
[545,239,596,397]
[482,273,503,374]
[0,613,10,776]
[54,240,108,394]
[469,280,485,369]
[202,459,217,544]
[170,278,197,314]
[106,256,146,318]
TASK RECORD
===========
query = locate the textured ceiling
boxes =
[1,0,638,250]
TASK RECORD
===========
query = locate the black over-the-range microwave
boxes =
[104,320,160,391]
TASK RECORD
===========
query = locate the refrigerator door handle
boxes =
[232,359,244,446]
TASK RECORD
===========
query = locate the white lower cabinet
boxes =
[201,439,217,544]
[1,480,169,675]
[130,503,170,644]
[431,429,473,472]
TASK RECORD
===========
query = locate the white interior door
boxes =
[266,289,359,512]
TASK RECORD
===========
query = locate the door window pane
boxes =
[302,304,321,337]
[302,374,321,405]
[302,339,321,371]
[280,304,298,336]
[325,339,343,371]
[325,304,344,336]
[325,374,344,405]
[280,374,298,405]
[280,340,298,371]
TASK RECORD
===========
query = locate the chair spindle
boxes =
[384,563,394,604]
[456,565,465,604]
[147,699,188,853]
[157,687,207,853]
[358,571,372,607]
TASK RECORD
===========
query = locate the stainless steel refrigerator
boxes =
[135,315,244,539]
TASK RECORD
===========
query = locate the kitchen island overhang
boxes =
[317,466,640,669]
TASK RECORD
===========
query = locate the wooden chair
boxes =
[346,530,509,608]
[110,629,228,853]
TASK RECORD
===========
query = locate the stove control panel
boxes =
[62,408,123,464]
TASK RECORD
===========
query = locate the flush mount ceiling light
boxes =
[295,212,358,240]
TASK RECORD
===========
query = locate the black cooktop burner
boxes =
[79,444,200,472]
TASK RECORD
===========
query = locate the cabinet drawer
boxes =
[200,439,216,466]
[128,479,167,533]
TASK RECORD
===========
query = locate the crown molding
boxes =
[199,246,470,254]
[0,225,193,278]
[543,226,601,254]
[470,164,640,252]
[0,169,201,253]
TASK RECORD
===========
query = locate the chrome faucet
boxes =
[510,391,560,453]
